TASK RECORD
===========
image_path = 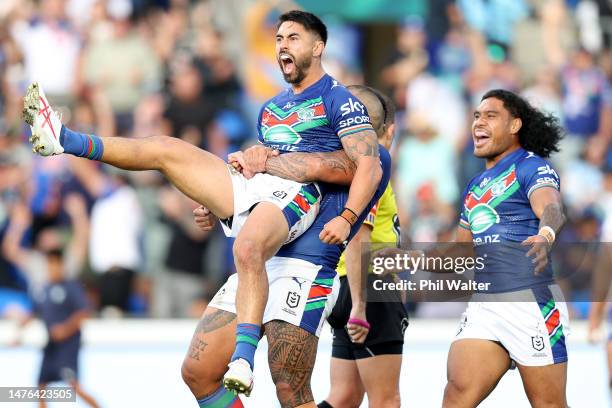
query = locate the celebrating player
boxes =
[378,89,567,407]
[446,90,568,407]
[23,9,387,407]
[190,85,402,408]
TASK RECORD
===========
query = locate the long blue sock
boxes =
[231,323,261,369]
[59,126,104,160]
[197,385,243,407]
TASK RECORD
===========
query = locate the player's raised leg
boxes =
[23,82,234,219]
[181,307,244,407]
[443,339,511,408]
[517,363,568,408]
[223,203,289,395]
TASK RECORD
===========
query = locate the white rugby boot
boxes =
[22,82,64,156]
[223,358,254,396]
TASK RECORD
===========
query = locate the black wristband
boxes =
[340,208,358,226]
[344,207,358,218]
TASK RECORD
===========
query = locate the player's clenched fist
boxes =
[193,205,216,231]
[319,216,351,245]
[243,145,279,177]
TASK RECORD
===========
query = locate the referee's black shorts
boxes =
[327,274,409,360]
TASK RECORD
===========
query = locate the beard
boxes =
[279,54,312,85]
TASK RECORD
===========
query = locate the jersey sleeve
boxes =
[517,155,560,199]
[458,181,473,230]
[256,104,266,143]
[327,87,375,139]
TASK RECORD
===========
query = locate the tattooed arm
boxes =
[522,187,566,273]
[265,150,356,185]
[339,128,382,216]
[530,187,566,234]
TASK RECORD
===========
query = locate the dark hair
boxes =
[277,10,327,45]
[481,89,563,158]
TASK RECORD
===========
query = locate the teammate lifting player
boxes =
[23,10,390,408]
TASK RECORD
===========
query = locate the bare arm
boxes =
[530,187,566,234]
[345,224,372,309]
[50,310,90,342]
[343,223,373,344]
[340,129,382,216]
[265,150,356,185]
[64,194,90,270]
[522,187,566,273]
[1,204,33,271]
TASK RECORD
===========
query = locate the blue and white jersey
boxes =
[459,148,561,292]
[257,74,374,153]
[278,147,392,269]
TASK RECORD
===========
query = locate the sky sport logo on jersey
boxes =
[340,97,365,116]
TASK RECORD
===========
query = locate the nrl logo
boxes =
[531,335,545,351]
[286,291,301,308]
[283,101,296,109]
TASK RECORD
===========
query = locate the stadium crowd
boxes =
[0,0,610,320]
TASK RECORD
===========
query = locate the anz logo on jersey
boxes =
[473,234,501,245]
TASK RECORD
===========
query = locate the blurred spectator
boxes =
[598,163,612,241]
[395,111,458,230]
[152,187,211,318]
[406,71,468,149]
[521,64,563,121]
[381,16,429,110]
[432,27,472,92]
[69,160,143,316]
[558,48,610,164]
[457,0,529,50]
[512,0,577,84]
[196,27,244,112]
[31,253,100,408]
[11,0,81,107]
[82,0,161,135]
[5,199,101,407]
[242,0,290,119]
[207,110,250,158]
[161,57,216,148]
[0,121,34,319]
[2,195,88,295]
[463,43,521,108]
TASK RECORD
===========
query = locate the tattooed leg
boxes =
[181,307,237,398]
[265,320,318,408]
